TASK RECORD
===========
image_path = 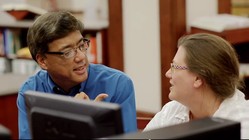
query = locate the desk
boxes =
[0,73,30,139]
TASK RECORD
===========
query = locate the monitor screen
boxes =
[109,117,240,139]
[24,90,124,139]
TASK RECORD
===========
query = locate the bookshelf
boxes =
[0,15,108,74]
[0,20,37,74]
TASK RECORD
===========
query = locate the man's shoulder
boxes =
[31,69,48,78]
[23,70,48,84]
[89,64,133,85]
[90,63,126,75]
[19,70,49,93]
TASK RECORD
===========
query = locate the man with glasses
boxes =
[17,11,137,139]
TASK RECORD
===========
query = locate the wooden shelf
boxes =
[83,20,108,31]
[191,27,249,45]
[0,19,108,30]
[0,93,18,139]
[0,20,33,28]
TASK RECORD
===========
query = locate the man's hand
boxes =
[74,92,108,101]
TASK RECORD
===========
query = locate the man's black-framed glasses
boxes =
[46,38,90,59]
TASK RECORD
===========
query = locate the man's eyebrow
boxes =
[58,38,84,51]
[77,38,84,44]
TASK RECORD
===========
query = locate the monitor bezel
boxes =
[24,90,124,139]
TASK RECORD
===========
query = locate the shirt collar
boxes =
[47,75,82,96]
[174,104,190,122]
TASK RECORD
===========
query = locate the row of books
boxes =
[11,59,40,75]
[0,57,39,75]
[86,32,103,64]
[0,28,22,57]
[0,28,103,64]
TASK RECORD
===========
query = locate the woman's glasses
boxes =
[170,63,188,73]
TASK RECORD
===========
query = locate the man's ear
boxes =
[36,54,47,70]
[194,76,203,88]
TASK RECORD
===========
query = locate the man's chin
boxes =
[74,74,88,83]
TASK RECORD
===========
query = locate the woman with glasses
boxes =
[17,11,137,139]
[143,33,248,139]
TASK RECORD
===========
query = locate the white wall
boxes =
[186,0,217,32]
[123,0,161,113]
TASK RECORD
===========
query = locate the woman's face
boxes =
[165,46,198,105]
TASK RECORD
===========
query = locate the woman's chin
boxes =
[168,91,174,100]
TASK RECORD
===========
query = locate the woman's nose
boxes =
[165,68,171,78]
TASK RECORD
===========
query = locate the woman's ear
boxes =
[36,54,47,70]
[194,76,203,88]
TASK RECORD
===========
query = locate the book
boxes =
[96,31,102,64]
[0,31,4,56]
[12,59,39,75]
[2,29,22,58]
[87,35,98,64]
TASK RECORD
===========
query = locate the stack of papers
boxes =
[191,14,249,32]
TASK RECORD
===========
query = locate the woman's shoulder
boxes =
[160,100,188,115]
[162,100,186,109]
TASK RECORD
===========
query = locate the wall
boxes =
[123,0,161,113]
[186,0,217,32]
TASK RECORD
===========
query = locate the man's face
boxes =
[37,30,89,92]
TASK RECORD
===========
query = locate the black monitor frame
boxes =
[109,117,240,139]
[0,124,11,140]
[24,90,124,139]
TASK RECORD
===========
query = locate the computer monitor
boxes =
[0,124,11,140]
[109,117,240,139]
[24,90,124,139]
